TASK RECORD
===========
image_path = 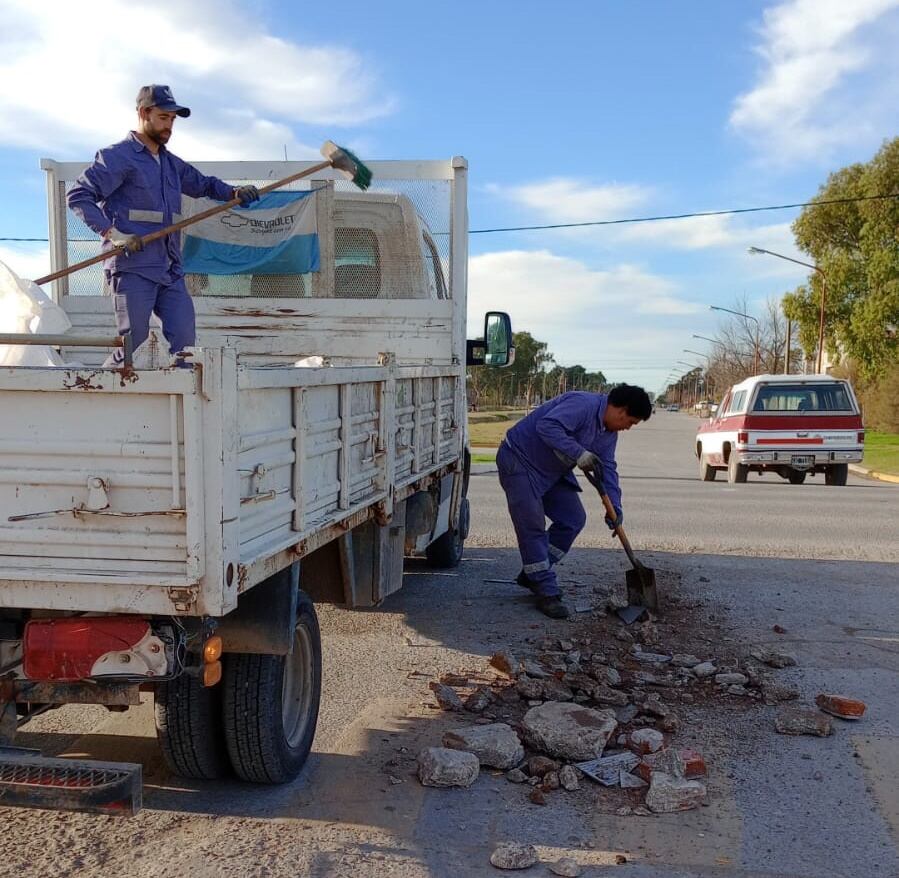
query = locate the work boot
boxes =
[536,596,570,619]
[516,570,537,591]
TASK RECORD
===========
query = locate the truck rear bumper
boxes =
[735,449,863,466]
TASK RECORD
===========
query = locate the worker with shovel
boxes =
[497,384,652,618]
[67,85,261,366]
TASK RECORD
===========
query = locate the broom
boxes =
[33,141,372,287]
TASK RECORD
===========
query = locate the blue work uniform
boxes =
[497,391,622,598]
[67,131,235,365]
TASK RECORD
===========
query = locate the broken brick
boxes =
[679,749,707,779]
[815,693,866,720]
[489,651,518,677]
[529,788,547,805]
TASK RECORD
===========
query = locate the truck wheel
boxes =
[155,672,229,780]
[727,456,748,484]
[698,452,716,482]
[222,592,322,784]
[825,464,849,486]
[788,470,807,484]
[426,497,468,568]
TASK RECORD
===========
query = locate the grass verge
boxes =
[863,431,899,475]
[468,409,524,447]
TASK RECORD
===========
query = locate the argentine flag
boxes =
[182,190,319,275]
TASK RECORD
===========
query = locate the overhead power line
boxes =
[468,191,899,234]
[4,191,898,242]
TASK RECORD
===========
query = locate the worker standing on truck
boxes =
[497,384,652,618]
[67,85,261,366]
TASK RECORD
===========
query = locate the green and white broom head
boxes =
[320,141,373,191]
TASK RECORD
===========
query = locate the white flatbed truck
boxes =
[0,156,512,812]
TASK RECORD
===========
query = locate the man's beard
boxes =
[145,125,171,146]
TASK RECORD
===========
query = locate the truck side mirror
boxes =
[466,311,515,367]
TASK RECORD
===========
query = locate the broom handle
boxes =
[34,159,333,286]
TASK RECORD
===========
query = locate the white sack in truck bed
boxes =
[0,260,70,367]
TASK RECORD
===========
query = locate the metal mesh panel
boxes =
[59,173,453,301]
[0,761,129,789]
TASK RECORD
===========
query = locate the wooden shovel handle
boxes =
[583,468,641,568]
[34,159,333,286]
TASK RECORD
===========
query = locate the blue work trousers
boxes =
[497,442,586,598]
[104,272,195,367]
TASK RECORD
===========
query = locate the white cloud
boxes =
[0,244,50,283]
[731,0,899,163]
[0,0,394,158]
[467,249,700,387]
[487,178,651,223]
[487,174,810,263]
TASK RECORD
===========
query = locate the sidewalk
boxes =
[849,463,899,484]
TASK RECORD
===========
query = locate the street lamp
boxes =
[710,305,761,374]
[749,246,827,374]
[684,349,713,398]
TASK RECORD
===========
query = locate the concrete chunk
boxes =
[522,702,617,762]
[646,772,707,813]
[443,723,524,770]
[417,747,479,787]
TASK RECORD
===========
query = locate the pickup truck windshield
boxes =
[751,383,853,412]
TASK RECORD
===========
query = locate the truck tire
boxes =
[155,672,229,780]
[788,470,807,484]
[698,452,716,481]
[222,591,322,784]
[727,455,748,484]
[426,496,468,568]
[825,464,849,486]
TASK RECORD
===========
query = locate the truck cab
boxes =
[696,374,864,485]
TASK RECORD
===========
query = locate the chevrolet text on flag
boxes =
[181,190,319,275]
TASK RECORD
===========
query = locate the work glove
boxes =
[105,226,143,253]
[234,185,260,205]
[576,450,600,473]
[605,508,623,531]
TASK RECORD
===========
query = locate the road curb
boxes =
[849,464,899,484]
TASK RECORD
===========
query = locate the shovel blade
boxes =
[626,565,659,612]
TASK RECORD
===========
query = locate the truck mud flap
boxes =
[0,747,142,815]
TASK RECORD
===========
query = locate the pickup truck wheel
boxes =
[426,497,468,568]
[155,672,229,780]
[727,456,748,484]
[698,452,716,481]
[825,464,849,486]
[788,470,807,484]
[222,592,321,784]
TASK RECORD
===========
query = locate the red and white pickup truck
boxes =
[695,374,864,486]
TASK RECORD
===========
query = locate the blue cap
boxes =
[136,84,191,118]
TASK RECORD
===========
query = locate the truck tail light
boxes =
[23,616,164,681]
[737,431,748,444]
[858,431,865,444]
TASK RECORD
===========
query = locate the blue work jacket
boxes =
[505,391,622,512]
[67,131,235,281]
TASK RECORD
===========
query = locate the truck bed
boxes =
[0,351,462,616]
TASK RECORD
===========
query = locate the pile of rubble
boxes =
[415,596,866,836]
[413,604,829,814]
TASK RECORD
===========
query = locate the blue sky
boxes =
[1,0,898,390]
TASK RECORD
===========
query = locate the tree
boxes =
[784,137,899,378]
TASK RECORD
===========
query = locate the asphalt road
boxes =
[2,412,897,877]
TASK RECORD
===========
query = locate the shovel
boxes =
[583,468,659,611]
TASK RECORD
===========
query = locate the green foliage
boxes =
[467,329,609,408]
[786,137,899,377]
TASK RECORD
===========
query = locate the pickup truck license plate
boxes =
[791,455,814,467]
